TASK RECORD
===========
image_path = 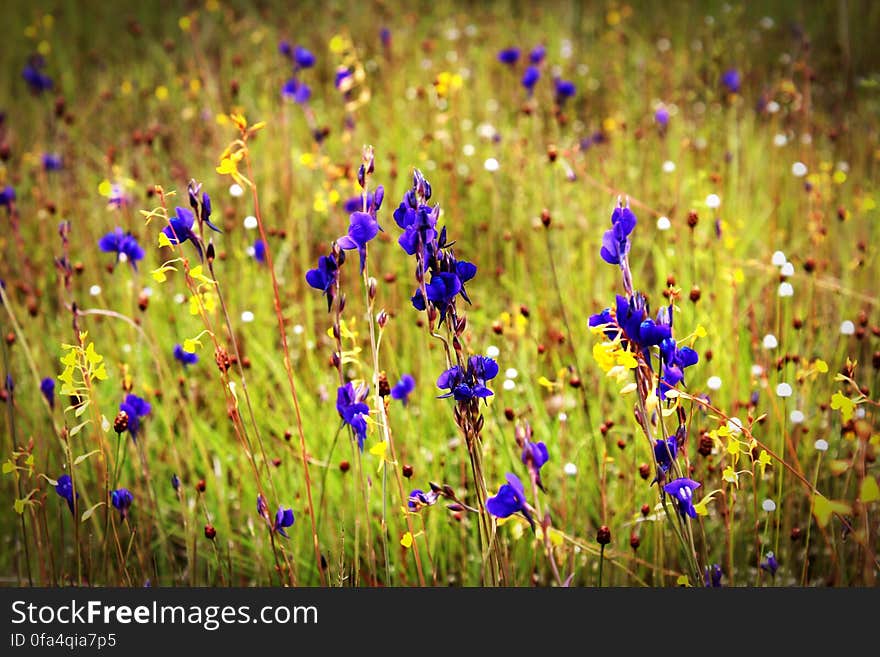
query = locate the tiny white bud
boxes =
[762,334,778,350]
[776,382,793,398]
[707,376,722,391]
[840,320,855,335]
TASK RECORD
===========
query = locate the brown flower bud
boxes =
[638,463,650,480]
[596,525,611,545]
[113,411,129,435]
[630,533,640,550]
[339,460,350,473]
[204,524,216,540]
[402,464,414,479]
[196,479,206,493]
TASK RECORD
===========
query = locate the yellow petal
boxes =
[400,531,413,548]
[860,476,880,503]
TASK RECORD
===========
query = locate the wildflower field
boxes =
[1,0,879,588]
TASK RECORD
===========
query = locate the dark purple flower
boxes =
[0,186,15,208]
[555,79,576,104]
[436,355,498,402]
[119,394,151,441]
[336,382,370,450]
[721,68,741,94]
[337,211,380,273]
[279,41,293,57]
[42,153,63,171]
[305,253,341,312]
[652,435,678,483]
[391,374,416,406]
[54,474,77,514]
[282,78,311,104]
[522,66,540,93]
[22,56,53,94]
[173,344,199,366]
[760,552,779,577]
[498,48,521,65]
[98,228,145,270]
[529,44,546,64]
[274,506,295,538]
[253,239,266,264]
[705,564,723,587]
[380,28,391,48]
[294,46,315,69]
[171,474,181,491]
[41,377,55,409]
[663,478,701,518]
[486,473,534,530]
[162,206,201,255]
[111,488,134,521]
[600,206,637,266]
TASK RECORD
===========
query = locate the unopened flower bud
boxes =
[114,411,129,434]
[596,525,611,545]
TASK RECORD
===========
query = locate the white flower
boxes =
[241,311,255,323]
[776,382,792,398]
[771,250,787,267]
[751,364,764,377]
[173,293,186,304]
[486,345,500,358]
[502,379,515,391]
[778,282,794,297]
[790,410,805,424]
[564,462,578,476]
[762,499,777,512]
[462,144,475,157]
[707,376,722,390]
[773,133,788,147]
[229,183,244,197]
[706,193,721,209]
[662,160,676,173]
[243,215,258,230]
[293,324,304,335]
[762,334,778,349]
[727,417,744,435]
[791,161,808,177]
[484,158,499,172]
[766,100,780,114]
[780,261,794,277]
[840,320,855,335]
[505,368,518,380]
[89,285,102,296]
[814,439,829,452]
[558,412,568,422]
[657,216,671,231]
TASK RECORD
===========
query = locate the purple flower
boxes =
[107,184,130,209]
[529,45,546,64]
[654,107,669,127]
[705,564,723,587]
[760,552,779,577]
[408,488,439,511]
[98,228,145,270]
[294,46,315,69]
[335,67,353,90]
[22,56,53,93]
[162,206,200,253]
[498,48,521,65]
[486,473,534,530]
[600,206,637,266]
[555,79,576,104]
[436,355,498,402]
[173,344,199,366]
[279,41,293,57]
[336,382,370,450]
[721,68,741,94]
[663,478,701,518]
[0,186,15,208]
[111,488,134,521]
[391,374,416,406]
[337,211,380,273]
[521,440,549,490]
[42,153,63,171]
[54,474,77,514]
[652,435,678,483]
[282,78,311,104]
[305,253,341,311]
[119,394,151,441]
[380,28,391,48]
[253,239,266,264]
[522,66,541,93]
[274,506,295,538]
[41,377,55,409]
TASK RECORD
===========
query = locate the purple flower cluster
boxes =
[436,355,499,402]
[497,43,575,103]
[22,55,53,93]
[394,170,477,324]
[280,41,315,104]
